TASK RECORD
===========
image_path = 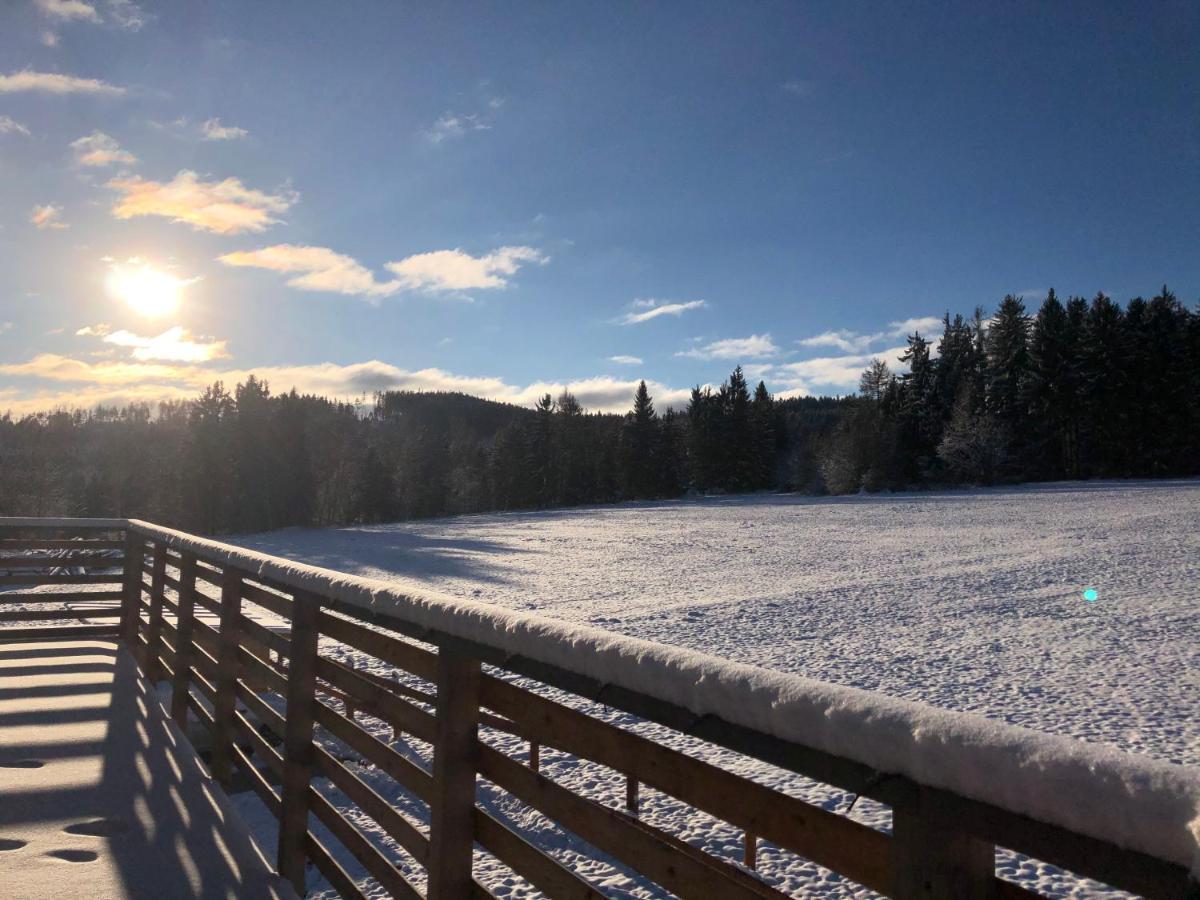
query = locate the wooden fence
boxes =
[0,518,1196,899]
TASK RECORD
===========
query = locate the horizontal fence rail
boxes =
[1,517,1198,899]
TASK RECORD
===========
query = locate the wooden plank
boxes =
[480,674,893,894]
[316,610,439,681]
[145,543,167,683]
[211,568,243,786]
[230,738,283,817]
[0,591,124,604]
[238,613,290,657]
[0,623,121,641]
[305,832,369,900]
[312,744,430,863]
[890,791,996,900]
[473,808,602,899]
[277,591,319,893]
[314,656,437,743]
[0,573,122,585]
[0,607,121,622]
[427,649,482,899]
[170,555,197,727]
[231,705,285,778]
[0,554,123,568]
[308,787,423,899]
[478,743,787,900]
[0,539,124,550]
[312,700,434,800]
[238,578,294,620]
[238,645,289,694]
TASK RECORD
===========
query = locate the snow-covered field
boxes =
[229,479,1200,898]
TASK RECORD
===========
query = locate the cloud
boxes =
[797,316,943,353]
[781,79,814,97]
[107,170,296,234]
[0,69,124,95]
[219,245,399,297]
[675,333,779,360]
[0,322,12,335]
[41,30,60,47]
[201,117,248,141]
[76,323,112,337]
[386,246,546,292]
[618,299,707,325]
[70,131,136,167]
[101,326,229,362]
[35,0,100,23]
[424,112,491,144]
[106,0,147,30]
[0,116,31,137]
[219,244,547,298]
[30,204,68,229]
[0,355,694,415]
[609,355,643,366]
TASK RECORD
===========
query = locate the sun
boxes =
[106,263,187,317]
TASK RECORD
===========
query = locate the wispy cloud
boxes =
[107,171,296,234]
[425,112,491,144]
[0,116,31,137]
[781,79,814,97]
[201,117,248,141]
[675,333,778,360]
[0,322,12,335]
[41,30,60,47]
[797,316,942,353]
[100,326,228,362]
[106,0,148,30]
[35,0,100,23]
[218,244,548,299]
[608,355,643,365]
[0,69,124,95]
[386,246,546,292]
[35,0,147,29]
[218,245,399,297]
[618,299,707,325]
[30,204,68,230]
[70,131,136,167]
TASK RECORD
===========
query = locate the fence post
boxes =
[889,787,996,899]
[211,568,243,786]
[278,591,319,894]
[120,530,142,653]
[170,554,197,728]
[427,647,481,898]
[145,543,167,682]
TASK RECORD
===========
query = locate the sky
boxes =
[1,1,1197,415]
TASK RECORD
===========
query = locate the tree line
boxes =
[1,286,1196,535]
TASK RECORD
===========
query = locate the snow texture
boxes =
[5,480,1200,891]
[124,486,1200,876]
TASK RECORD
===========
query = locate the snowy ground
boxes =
[231,480,1200,898]
[6,480,1198,897]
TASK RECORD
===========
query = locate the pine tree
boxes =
[619,381,660,499]
[984,294,1031,474]
[1024,290,1074,478]
[749,381,776,489]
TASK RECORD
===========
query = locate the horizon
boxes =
[2,1,1198,416]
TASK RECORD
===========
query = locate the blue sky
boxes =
[1,1,1197,413]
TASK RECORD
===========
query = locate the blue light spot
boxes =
[1083,588,1099,603]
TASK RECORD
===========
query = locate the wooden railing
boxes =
[1,517,1197,899]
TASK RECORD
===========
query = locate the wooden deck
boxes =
[0,638,294,900]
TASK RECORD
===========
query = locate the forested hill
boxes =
[2,288,1197,536]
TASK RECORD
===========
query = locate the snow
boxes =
[5,480,1200,896]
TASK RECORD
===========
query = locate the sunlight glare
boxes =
[106,263,187,317]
